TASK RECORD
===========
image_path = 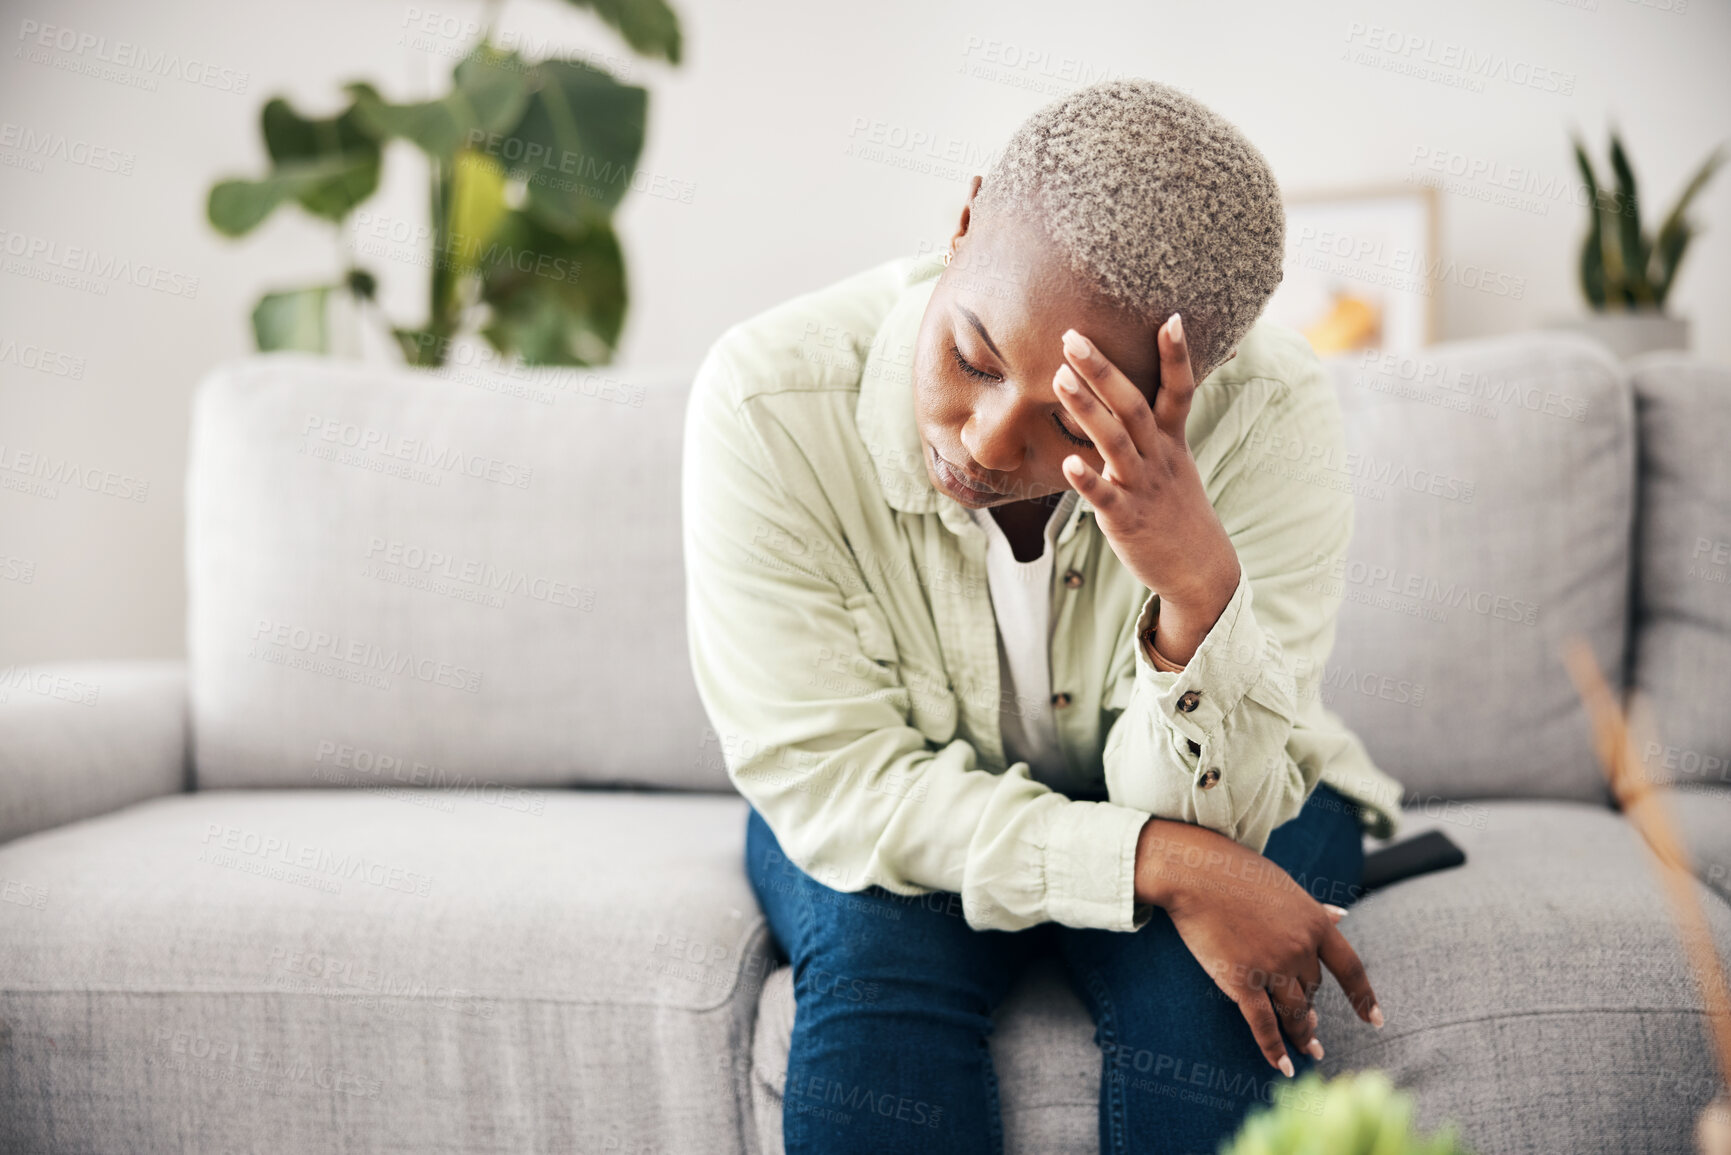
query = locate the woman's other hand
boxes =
[1132,816,1383,1075]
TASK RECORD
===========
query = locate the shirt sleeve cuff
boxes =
[1130,567,1296,746]
[1139,612,1189,672]
[1041,799,1155,932]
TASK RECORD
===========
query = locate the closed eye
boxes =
[949,342,1000,382]
[953,341,1094,449]
[1053,412,1094,449]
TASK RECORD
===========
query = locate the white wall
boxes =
[3,0,1727,663]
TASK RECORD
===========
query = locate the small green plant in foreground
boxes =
[1221,1070,1472,1155]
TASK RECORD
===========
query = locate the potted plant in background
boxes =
[1564,129,1724,359]
[206,0,681,368]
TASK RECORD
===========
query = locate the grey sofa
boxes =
[3,329,1729,1155]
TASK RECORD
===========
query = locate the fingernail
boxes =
[1167,313,1183,343]
[1323,904,1348,919]
[1305,1039,1325,1061]
[1055,367,1078,393]
[1369,1003,1385,1029]
[1306,1008,1318,1029]
[1062,329,1092,360]
[1277,1055,1295,1079]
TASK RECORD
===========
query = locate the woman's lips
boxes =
[929,445,1003,502]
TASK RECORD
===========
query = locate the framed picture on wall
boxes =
[1262,184,1439,357]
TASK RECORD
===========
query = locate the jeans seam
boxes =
[784,899,813,1149]
[983,1035,1006,1155]
[1085,968,1129,1155]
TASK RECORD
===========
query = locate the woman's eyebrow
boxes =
[954,304,1003,362]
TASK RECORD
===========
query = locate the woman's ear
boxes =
[949,174,984,254]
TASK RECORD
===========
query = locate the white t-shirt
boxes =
[967,490,1079,786]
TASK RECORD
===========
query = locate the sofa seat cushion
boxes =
[1312,800,1731,1154]
[0,789,772,1155]
[750,800,1731,1155]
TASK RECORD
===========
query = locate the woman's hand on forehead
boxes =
[1052,312,1241,651]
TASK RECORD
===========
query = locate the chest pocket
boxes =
[842,592,900,665]
[844,591,959,743]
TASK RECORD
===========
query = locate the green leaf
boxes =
[392,326,452,366]
[501,60,648,235]
[1651,143,1727,305]
[252,286,333,352]
[481,286,575,365]
[209,178,285,237]
[453,44,538,136]
[208,154,380,236]
[261,94,377,163]
[478,213,627,364]
[1598,194,1635,307]
[1652,221,1695,309]
[258,96,382,220]
[346,49,532,159]
[347,81,468,157]
[1572,138,1606,309]
[1607,131,1654,304]
[557,0,683,64]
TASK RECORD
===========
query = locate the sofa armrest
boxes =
[0,660,189,844]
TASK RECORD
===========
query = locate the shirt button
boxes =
[1063,568,1085,589]
[1177,690,1201,713]
[1050,692,1072,709]
[1198,767,1221,790]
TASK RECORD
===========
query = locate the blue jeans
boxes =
[745,783,1365,1155]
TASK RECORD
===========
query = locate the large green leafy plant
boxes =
[1223,1071,1473,1155]
[1572,129,1724,313]
[207,0,680,367]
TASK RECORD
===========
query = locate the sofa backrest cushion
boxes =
[1627,353,1731,791]
[186,353,726,791]
[1316,333,1633,805]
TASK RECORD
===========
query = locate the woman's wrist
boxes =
[1133,816,1211,909]
[1150,551,1240,666]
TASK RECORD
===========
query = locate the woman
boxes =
[683,78,1404,1154]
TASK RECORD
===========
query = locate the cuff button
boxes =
[1198,767,1221,790]
[1177,690,1201,713]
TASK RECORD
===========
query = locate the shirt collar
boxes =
[856,251,1096,543]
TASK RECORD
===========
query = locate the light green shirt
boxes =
[682,249,1403,934]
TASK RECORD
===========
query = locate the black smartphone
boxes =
[1360,829,1466,892]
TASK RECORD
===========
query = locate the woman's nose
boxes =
[960,398,1027,474]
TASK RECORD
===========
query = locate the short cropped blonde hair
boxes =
[974,79,1286,380]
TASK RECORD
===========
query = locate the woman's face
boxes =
[912,196,1162,511]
